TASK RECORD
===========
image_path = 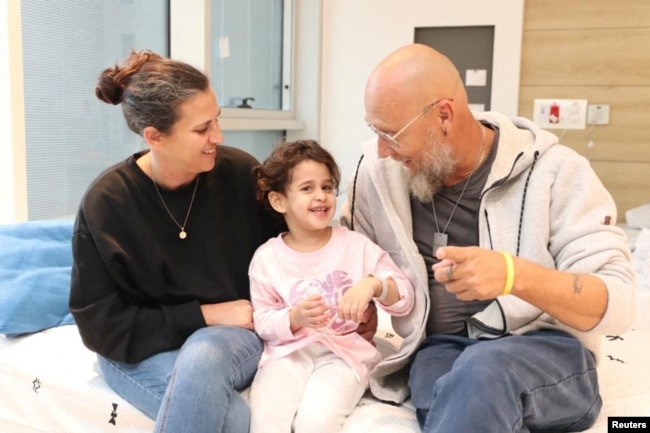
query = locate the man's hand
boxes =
[434,245,608,331]
[433,246,508,300]
[355,301,378,345]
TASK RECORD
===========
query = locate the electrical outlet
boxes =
[587,104,610,125]
[533,99,588,130]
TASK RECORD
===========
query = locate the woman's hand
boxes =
[200,300,255,329]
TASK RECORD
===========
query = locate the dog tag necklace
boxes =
[152,173,200,240]
[432,125,485,253]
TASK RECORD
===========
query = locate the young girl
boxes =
[248,140,414,433]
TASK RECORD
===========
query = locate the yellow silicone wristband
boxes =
[501,251,515,296]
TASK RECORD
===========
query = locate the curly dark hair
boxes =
[255,139,341,212]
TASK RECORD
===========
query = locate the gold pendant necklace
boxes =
[152,173,200,240]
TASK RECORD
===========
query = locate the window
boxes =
[222,130,285,163]
[3,0,316,222]
[20,0,169,220]
[210,0,288,111]
[175,0,301,167]
[170,0,303,132]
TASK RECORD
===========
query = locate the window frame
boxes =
[170,0,304,131]
[1,0,28,222]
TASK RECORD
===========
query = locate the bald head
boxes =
[365,44,467,124]
[364,44,488,186]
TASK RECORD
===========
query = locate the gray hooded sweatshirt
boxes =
[340,111,637,404]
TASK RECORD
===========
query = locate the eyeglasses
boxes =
[367,98,453,149]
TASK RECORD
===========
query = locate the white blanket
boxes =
[1,297,649,433]
[1,224,648,432]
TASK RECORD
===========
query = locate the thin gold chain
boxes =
[152,173,200,239]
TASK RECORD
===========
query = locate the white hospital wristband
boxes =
[368,274,389,301]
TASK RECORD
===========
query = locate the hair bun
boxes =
[95,65,125,105]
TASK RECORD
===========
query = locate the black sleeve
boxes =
[69,210,206,363]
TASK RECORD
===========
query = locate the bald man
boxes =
[340,44,636,432]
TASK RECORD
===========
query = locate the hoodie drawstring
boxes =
[515,151,540,256]
[350,154,365,231]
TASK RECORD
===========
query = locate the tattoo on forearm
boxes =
[573,274,583,294]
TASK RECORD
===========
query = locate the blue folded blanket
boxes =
[0,220,75,336]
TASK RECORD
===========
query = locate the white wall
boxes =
[0,0,27,224]
[285,0,322,142]
[319,0,524,197]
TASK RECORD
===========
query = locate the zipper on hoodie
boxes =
[479,150,540,256]
[478,151,524,251]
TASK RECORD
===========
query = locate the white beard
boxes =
[408,132,456,202]
[409,173,437,203]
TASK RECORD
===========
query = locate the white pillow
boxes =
[626,203,650,229]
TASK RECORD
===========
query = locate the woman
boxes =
[69,50,281,433]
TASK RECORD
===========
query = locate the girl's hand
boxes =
[290,295,331,331]
[337,276,378,323]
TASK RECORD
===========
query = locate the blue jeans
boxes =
[98,326,263,433]
[408,330,601,433]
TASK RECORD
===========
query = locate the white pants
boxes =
[249,344,367,433]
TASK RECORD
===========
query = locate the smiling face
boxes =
[364,44,473,197]
[269,159,337,237]
[365,95,457,200]
[365,76,453,184]
[147,87,223,187]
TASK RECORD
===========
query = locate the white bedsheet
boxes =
[2,221,649,433]
[0,325,153,432]
[2,294,649,433]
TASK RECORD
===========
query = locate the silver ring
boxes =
[446,265,454,281]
